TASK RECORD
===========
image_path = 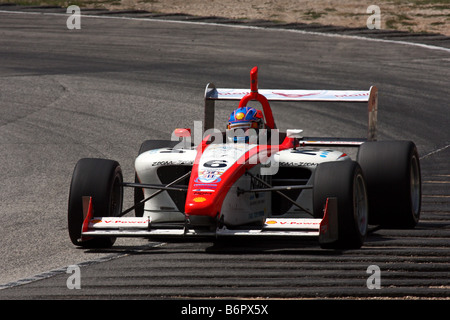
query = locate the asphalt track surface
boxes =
[0,7,449,301]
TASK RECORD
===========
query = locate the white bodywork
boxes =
[134,147,196,222]
[134,141,349,224]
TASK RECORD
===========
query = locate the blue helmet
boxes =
[228,106,264,143]
[228,106,264,131]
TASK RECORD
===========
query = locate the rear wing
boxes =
[204,68,378,143]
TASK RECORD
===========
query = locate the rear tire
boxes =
[357,141,421,228]
[68,158,123,248]
[313,161,368,249]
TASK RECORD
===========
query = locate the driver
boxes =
[227,106,265,143]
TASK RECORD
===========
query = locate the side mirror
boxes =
[286,129,303,139]
[173,128,191,138]
[172,128,192,149]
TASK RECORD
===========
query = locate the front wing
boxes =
[80,197,339,246]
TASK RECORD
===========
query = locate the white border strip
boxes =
[1,9,449,53]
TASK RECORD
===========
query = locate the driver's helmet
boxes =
[227,106,264,142]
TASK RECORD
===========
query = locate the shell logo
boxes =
[193,197,206,203]
[265,220,277,224]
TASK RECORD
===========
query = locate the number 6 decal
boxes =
[203,160,228,168]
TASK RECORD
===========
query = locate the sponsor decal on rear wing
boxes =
[207,88,374,102]
[204,76,378,142]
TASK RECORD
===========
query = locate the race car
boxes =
[68,67,421,249]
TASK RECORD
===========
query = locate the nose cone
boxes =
[185,196,216,217]
[184,173,230,218]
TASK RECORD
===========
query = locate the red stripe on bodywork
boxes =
[184,136,294,218]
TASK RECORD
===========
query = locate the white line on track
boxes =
[1,9,450,54]
[420,144,450,160]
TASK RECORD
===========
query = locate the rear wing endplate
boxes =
[204,71,378,141]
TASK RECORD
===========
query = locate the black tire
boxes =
[313,161,369,249]
[357,141,421,228]
[134,140,179,217]
[68,158,123,248]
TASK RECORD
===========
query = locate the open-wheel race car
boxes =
[68,67,421,249]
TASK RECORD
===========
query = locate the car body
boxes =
[68,67,421,249]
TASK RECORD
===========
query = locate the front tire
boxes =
[313,161,369,249]
[68,158,123,248]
